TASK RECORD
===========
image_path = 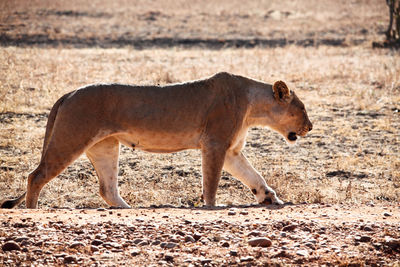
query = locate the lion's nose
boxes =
[308,123,313,132]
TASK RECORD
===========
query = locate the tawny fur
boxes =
[1,72,312,209]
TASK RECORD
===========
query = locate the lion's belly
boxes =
[114,131,202,153]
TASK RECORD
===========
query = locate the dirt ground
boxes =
[1,204,399,266]
[1,0,400,266]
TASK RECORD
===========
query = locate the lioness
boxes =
[1,72,312,209]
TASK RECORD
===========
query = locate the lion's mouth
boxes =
[288,132,297,141]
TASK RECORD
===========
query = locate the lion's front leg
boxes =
[201,146,227,206]
[223,150,284,205]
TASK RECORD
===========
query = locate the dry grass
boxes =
[1,0,399,208]
[1,46,399,208]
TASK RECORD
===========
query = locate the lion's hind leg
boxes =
[26,135,92,208]
[86,137,131,208]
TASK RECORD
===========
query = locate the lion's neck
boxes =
[245,86,276,127]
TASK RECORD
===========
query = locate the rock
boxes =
[362,225,374,232]
[20,240,31,247]
[168,236,180,243]
[164,254,174,262]
[14,236,29,243]
[240,256,254,262]
[70,242,85,249]
[133,238,143,245]
[239,210,249,215]
[130,249,140,256]
[91,239,103,246]
[355,235,371,243]
[282,224,297,232]
[138,241,149,246]
[200,258,212,264]
[34,241,43,247]
[228,210,236,216]
[2,241,21,252]
[32,248,43,254]
[384,237,400,250]
[229,250,238,256]
[90,245,99,252]
[221,241,230,248]
[296,250,309,257]
[64,255,78,264]
[103,242,122,249]
[176,230,185,236]
[248,237,272,247]
[305,242,315,250]
[95,234,107,240]
[248,231,261,237]
[152,240,161,246]
[193,233,202,241]
[160,242,177,249]
[383,212,392,217]
[184,235,195,243]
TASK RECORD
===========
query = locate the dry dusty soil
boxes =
[1,204,400,266]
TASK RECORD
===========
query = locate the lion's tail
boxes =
[1,93,71,209]
[1,192,26,209]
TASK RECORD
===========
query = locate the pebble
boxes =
[355,235,372,243]
[130,249,140,256]
[240,256,254,262]
[14,236,29,243]
[296,250,309,257]
[63,255,78,264]
[282,224,297,232]
[184,235,196,243]
[91,239,103,246]
[34,241,43,247]
[90,245,99,252]
[305,242,315,250]
[229,250,238,256]
[70,242,85,249]
[221,241,230,248]
[152,240,161,246]
[383,212,392,217]
[160,242,178,249]
[133,238,143,245]
[2,241,21,252]
[228,210,236,216]
[239,210,249,215]
[138,241,149,246]
[103,242,122,249]
[362,225,374,232]
[248,231,261,237]
[248,237,272,247]
[193,233,202,241]
[384,237,400,250]
[164,254,174,262]
[200,258,212,264]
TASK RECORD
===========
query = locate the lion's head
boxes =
[268,81,313,144]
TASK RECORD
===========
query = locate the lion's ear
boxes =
[273,81,290,102]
